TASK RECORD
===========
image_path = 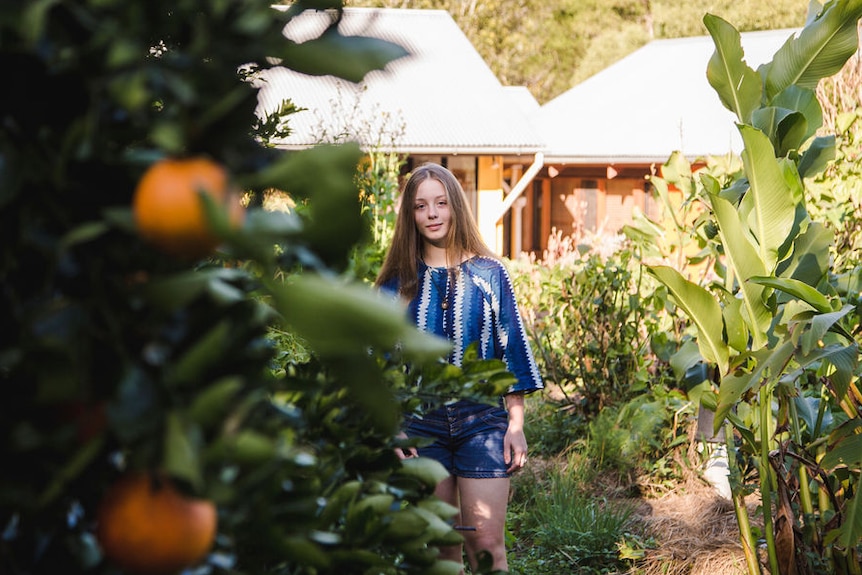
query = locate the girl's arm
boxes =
[504,392,527,473]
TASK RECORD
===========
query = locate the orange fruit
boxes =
[96,472,218,575]
[132,157,244,259]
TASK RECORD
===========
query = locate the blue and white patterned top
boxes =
[381,256,543,394]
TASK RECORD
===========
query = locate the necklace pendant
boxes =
[441,300,449,310]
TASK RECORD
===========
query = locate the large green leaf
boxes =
[723,296,749,352]
[751,108,808,157]
[271,273,451,362]
[646,173,682,230]
[770,85,823,140]
[277,28,410,83]
[704,14,762,124]
[794,339,858,399]
[821,418,862,548]
[711,194,772,349]
[821,419,862,469]
[837,490,862,549]
[802,304,855,348]
[763,0,862,99]
[776,221,833,284]
[660,151,695,199]
[798,135,836,179]
[716,341,795,423]
[748,276,834,312]
[245,143,366,268]
[646,265,729,374]
[737,125,798,271]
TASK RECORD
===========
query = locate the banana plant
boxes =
[643,1,862,573]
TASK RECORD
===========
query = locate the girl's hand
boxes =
[504,428,528,473]
[395,431,418,459]
[504,393,527,473]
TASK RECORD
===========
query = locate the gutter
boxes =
[271,143,545,157]
[495,152,544,223]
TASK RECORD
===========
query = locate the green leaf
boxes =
[244,143,366,268]
[646,265,729,374]
[711,194,772,349]
[58,221,110,250]
[277,29,409,83]
[837,490,862,549]
[737,125,799,271]
[282,536,331,569]
[723,296,749,352]
[383,509,432,542]
[168,320,233,387]
[271,274,451,361]
[143,268,248,311]
[794,340,857,399]
[748,276,833,312]
[764,0,862,98]
[420,559,465,575]
[660,151,695,198]
[776,111,809,157]
[646,174,682,230]
[163,411,203,490]
[37,435,105,507]
[792,395,821,435]
[716,341,795,423]
[798,135,836,179]
[798,304,855,351]
[411,506,462,546]
[188,377,244,429]
[751,107,793,149]
[704,14,762,123]
[821,425,862,469]
[776,222,833,284]
[398,457,450,490]
[770,85,823,140]
[417,498,459,521]
[206,430,278,465]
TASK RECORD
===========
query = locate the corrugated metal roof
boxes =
[256,7,543,155]
[533,28,802,164]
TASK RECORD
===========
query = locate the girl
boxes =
[376,162,543,572]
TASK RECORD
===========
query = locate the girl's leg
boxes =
[434,475,464,567]
[457,476,510,571]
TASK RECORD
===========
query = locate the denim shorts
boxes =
[404,400,510,479]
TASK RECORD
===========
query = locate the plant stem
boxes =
[725,421,761,575]
[788,399,814,520]
[759,386,779,575]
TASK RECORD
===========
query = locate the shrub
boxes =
[510,229,677,422]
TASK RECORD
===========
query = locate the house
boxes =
[255,7,544,254]
[256,6,802,257]
[524,28,801,255]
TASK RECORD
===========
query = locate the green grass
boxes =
[508,454,637,574]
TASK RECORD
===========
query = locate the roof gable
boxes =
[533,28,802,164]
[256,7,543,155]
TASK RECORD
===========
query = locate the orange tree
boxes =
[0,1,512,574]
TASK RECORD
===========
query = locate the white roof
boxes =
[533,28,802,164]
[256,7,543,155]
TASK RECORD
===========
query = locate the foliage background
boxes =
[345,0,811,103]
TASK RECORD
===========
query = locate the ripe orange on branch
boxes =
[96,471,218,575]
[133,157,244,259]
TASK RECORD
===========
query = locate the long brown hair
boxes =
[375,162,495,299]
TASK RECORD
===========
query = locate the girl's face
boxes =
[413,178,451,248]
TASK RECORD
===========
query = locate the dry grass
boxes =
[627,428,763,575]
[631,481,759,575]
